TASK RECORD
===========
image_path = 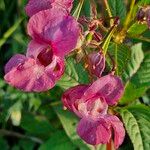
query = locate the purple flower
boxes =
[27,8,79,57]
[62,74,125,148]
[25,0,73,17]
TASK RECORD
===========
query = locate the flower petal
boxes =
[106,115,125,149]
[83,74,124,105]
[27,9,79,56]
[46,55,65,80]
[25,0,53,17]
[25,0,73,17]
[77,117,111,145]
[26,40,48,58]
[51,16,79,56]
[88,52,105,77]
[27,40,65,80]
[4,57,56,92]
[81,96,108,118]
[54,0,73,12]
[5,54,26,74]
[62,85,88,112]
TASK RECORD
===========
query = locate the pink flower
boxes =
[25,0,73,17]
[4,4,79,92]
[27,8,79,57]
[62,74,125,148]
[4,47,64,92]
[88,51,105,77]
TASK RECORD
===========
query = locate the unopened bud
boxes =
[88,51,105,77]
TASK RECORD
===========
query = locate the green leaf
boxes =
[108,43,131,75]
[119,82,146,105]
[131,52,150,88]
[0,137,9,150]
[39,131,76,150]
[73,0,90,17]
[128,22,148,36]
[0,0,5,10]
[138,0,150,5]
[122,43,144,82]
[117,105,150,150]
[21,113,53,136]
[107,0,126,23]
[11,145,20,150]
[57,58,89,90]
[73,0,84,19]
[82,0,91,17]
[19,140,35,150]
[0,18,23,47]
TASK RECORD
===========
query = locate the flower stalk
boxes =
[73,0,84,20]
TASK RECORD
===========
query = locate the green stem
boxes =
[103,0,112,18]
[124,0,136,29]
[103,0,113,26]
[73,0,84,20]
[102,26,116,55]
[114,44,118,75]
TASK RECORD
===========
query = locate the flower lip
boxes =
[73,95,108,120]
[62,84,109,120]
[37,47,53,67]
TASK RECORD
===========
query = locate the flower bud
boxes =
[88,52,105,77]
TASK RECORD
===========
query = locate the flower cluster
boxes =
[62,52,125,148]
[4,0,79,92]
[4,0,125,148]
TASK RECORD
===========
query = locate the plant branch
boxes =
[0,129,43,144]
[103,0,112,17]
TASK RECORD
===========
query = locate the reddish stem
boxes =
[107,140,112,150]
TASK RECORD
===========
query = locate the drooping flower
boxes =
[25,0,73,17]
[88,51,105,77]
[62,74,125,148]
[27,7,79,57]
[4,46,64,92]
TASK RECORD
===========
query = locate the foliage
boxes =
[0,0,149,150]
